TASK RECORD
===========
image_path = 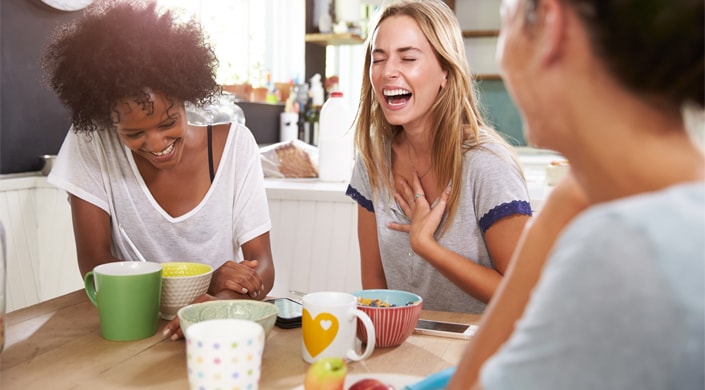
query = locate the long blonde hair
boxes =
[354,0,516,231]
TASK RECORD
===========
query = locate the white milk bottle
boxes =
[318,91,354,182]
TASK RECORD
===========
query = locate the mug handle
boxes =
[84,271,99,307]
[347,309,376,361]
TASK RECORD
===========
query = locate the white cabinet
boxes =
[265,179,361,297]
[34,185,83,303]
[0,175,82,312]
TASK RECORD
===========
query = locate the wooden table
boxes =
[1,290,480,389]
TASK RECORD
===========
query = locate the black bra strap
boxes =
[207,125,215,183]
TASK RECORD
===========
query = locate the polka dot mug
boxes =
[186,319,265,390]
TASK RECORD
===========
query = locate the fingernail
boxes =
[171,333,179,341]
[241,287,248,294]
[162,328,171,337]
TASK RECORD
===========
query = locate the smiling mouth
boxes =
[151,142,175,157]
[383,88,412,106]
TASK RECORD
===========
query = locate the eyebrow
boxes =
[372,46,422,55]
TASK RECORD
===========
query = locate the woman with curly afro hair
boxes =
[44,0,275,341]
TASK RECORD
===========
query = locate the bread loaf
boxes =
[274,142,318,178]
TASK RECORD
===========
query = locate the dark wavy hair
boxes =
[526,0,704,109]
[42,0,220,133]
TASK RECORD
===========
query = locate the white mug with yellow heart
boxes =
[301,291,376,363]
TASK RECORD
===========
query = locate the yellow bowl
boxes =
[162,262,212,277]
[160,262,213,320]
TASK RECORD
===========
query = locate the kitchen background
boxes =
[0,0,542,313]
[0,0,523,175]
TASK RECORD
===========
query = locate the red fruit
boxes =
[348,378,395,390]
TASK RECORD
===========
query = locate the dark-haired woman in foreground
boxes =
[448,0,704,388]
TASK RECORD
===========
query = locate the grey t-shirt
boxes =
[481,182,705,389]
[347,142,532,313]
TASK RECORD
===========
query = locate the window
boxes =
[157,0,305,87]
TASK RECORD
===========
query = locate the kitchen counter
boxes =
[265,178,352,203]
[0,172,52,191]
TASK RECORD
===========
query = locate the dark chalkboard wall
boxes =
[0,0,80,174]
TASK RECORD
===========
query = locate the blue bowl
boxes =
[352,289,423,308]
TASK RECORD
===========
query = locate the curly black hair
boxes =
[42,0,220,133]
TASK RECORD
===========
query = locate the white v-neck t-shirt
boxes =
[49,122,271,268]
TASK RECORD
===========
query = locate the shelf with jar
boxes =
[305,32,365,46]
[474,74,502,81]
[462,29,500,38]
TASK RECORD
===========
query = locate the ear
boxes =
[538,0,568,66]
[440,69,448,89]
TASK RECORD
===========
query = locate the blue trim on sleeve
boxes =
[479,200,532,233]
[346,184,374,212]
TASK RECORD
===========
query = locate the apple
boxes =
[348,378,396,390]
[304,357,348,390]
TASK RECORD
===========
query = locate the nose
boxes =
[143,130,169,152]
[383,61,399,79]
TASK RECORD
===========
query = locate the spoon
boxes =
[288,289,307,303]
[118,224,147,262]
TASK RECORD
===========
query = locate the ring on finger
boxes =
[415,193,424,199]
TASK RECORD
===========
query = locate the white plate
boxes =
[293,373,424,389]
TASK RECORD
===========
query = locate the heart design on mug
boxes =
[302,309,339,358]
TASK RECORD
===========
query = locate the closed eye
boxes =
[371,48,387,64]
[159,120,177,130]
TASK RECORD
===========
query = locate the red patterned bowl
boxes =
[352,289,423,348]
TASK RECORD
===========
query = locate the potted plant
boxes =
[219,62,251,101]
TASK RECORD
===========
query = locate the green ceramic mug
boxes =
[84,261,163,341]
